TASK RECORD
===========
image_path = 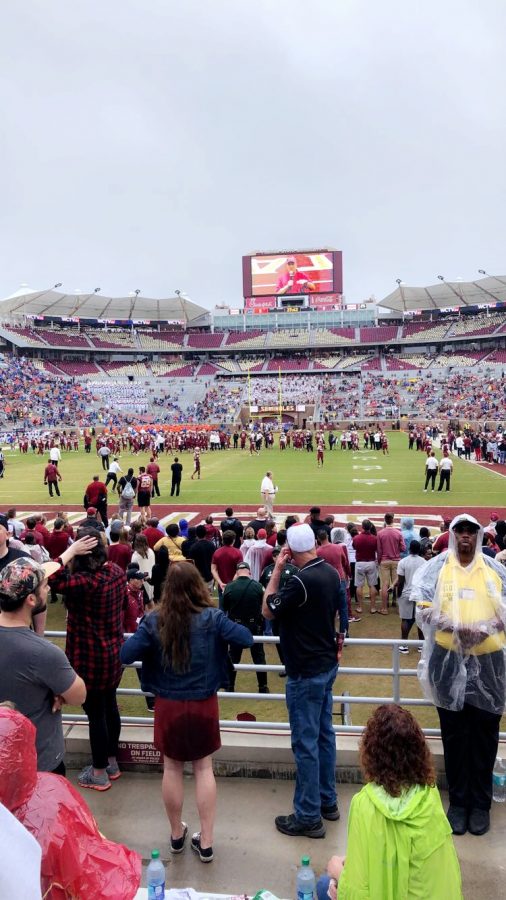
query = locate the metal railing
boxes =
[45,632,506,739]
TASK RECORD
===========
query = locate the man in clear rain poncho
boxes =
[412,513,506,837]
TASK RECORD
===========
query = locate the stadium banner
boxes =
[242,249,343,299]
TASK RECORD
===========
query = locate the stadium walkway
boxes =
[70,771,505,897]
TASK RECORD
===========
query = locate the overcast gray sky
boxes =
[1,0,505,309]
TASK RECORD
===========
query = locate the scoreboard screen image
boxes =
[243,250,342,298]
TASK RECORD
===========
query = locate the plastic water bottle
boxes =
[147,849,165,899]
[492,757,506,803]
[296,856,316,900]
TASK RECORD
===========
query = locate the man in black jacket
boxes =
[220,507,243,549]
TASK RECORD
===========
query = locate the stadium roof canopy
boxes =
[379,275,506,313]
[0,287,209,323]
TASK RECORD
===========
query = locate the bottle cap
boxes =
[301,856,310,866]
[151,849,160,859]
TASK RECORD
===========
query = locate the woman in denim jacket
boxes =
[121,562,253,863]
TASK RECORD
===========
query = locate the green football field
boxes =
[0,431,504,508]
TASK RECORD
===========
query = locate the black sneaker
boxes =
[170,821,188,854]
[321,804,340,821]
[468,808,490,836]
[274,813,326,838]
[259,685,270,693]
[191,832,214,862]
[447,805,467,835]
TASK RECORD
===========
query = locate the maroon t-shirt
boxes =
[143,526,163,550]
[86,481,107,506]
[316,543,345,579]
[46,530,70,559]
[108,543,133,572]
[212,546,243,584]
[352,532,378,562]
[146,463,160,478]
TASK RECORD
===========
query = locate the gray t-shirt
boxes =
[397,555,427,602]
[0,626,76,771]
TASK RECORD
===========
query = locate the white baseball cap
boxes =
[286,523,316,553]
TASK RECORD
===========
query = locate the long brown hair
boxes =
[158,563,214,672]
[360,704,435,797]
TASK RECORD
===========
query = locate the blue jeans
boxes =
[286,665,338,823]
[316,875,331,900]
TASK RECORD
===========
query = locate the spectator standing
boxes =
[6,508,24,539]
[120,563,253,863]
[48,527,128,792]
[316,530,348,634]
[263,524,344,838]
[46,518,71,559]
[170,457,183,496]
[211,531,243,607]
[20,516,44,547]
[154,524,186,561]
[413,514,506,836]
[353,521,378,614]
[107,526,133,571]
[131,534,156,602]
[246,507,269,536]
[244,528,271,581]
[400,516,419,556]
[49,444,61,467]
[84,475,109,528]
[0,554,87,774]
[44,459,62,497]
[377,514,406,614]
[143,517,165,550]
[189,525,216,592]
[432,517,452,554]
[396,540,426,653]
[220,507,244,549]
[223,561,269,693]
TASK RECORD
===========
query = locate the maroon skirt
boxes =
[154,694,221,762]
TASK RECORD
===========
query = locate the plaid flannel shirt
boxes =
[50,561,128,690]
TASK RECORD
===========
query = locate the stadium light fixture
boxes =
[134,289,141,296]
[94,287,101,293]
[54,282,62,289]
[478,269,488,276]
[175,289,181,297]
[395,278,402,285]
[437,275,445,281]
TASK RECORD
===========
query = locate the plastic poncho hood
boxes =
[413,514,506,713]
[337,783,462,899]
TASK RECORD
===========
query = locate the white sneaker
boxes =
[398,645,409,654]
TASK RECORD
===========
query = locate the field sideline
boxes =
[0,432,504,509]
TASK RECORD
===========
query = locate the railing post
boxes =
[392,643,401,704]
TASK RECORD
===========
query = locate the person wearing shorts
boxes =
[352,521,378,614]
[377,514,406,614]
[137,467,153,524]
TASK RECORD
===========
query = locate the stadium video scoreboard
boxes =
[242,249,343,313]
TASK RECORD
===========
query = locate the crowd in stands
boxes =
[0,356,95,428]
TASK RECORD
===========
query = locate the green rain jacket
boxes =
[337,783,462,899]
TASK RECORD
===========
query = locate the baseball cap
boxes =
[236,562,251,571]
[126,566,147,581]
[257,528,267,539]
[0,514,9,530]
[86,507,97,516]
[451,514,480,533]
[286,523,316,553]
[490,513,499,522]
[110,520,123,535]
[0,556,60,603]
